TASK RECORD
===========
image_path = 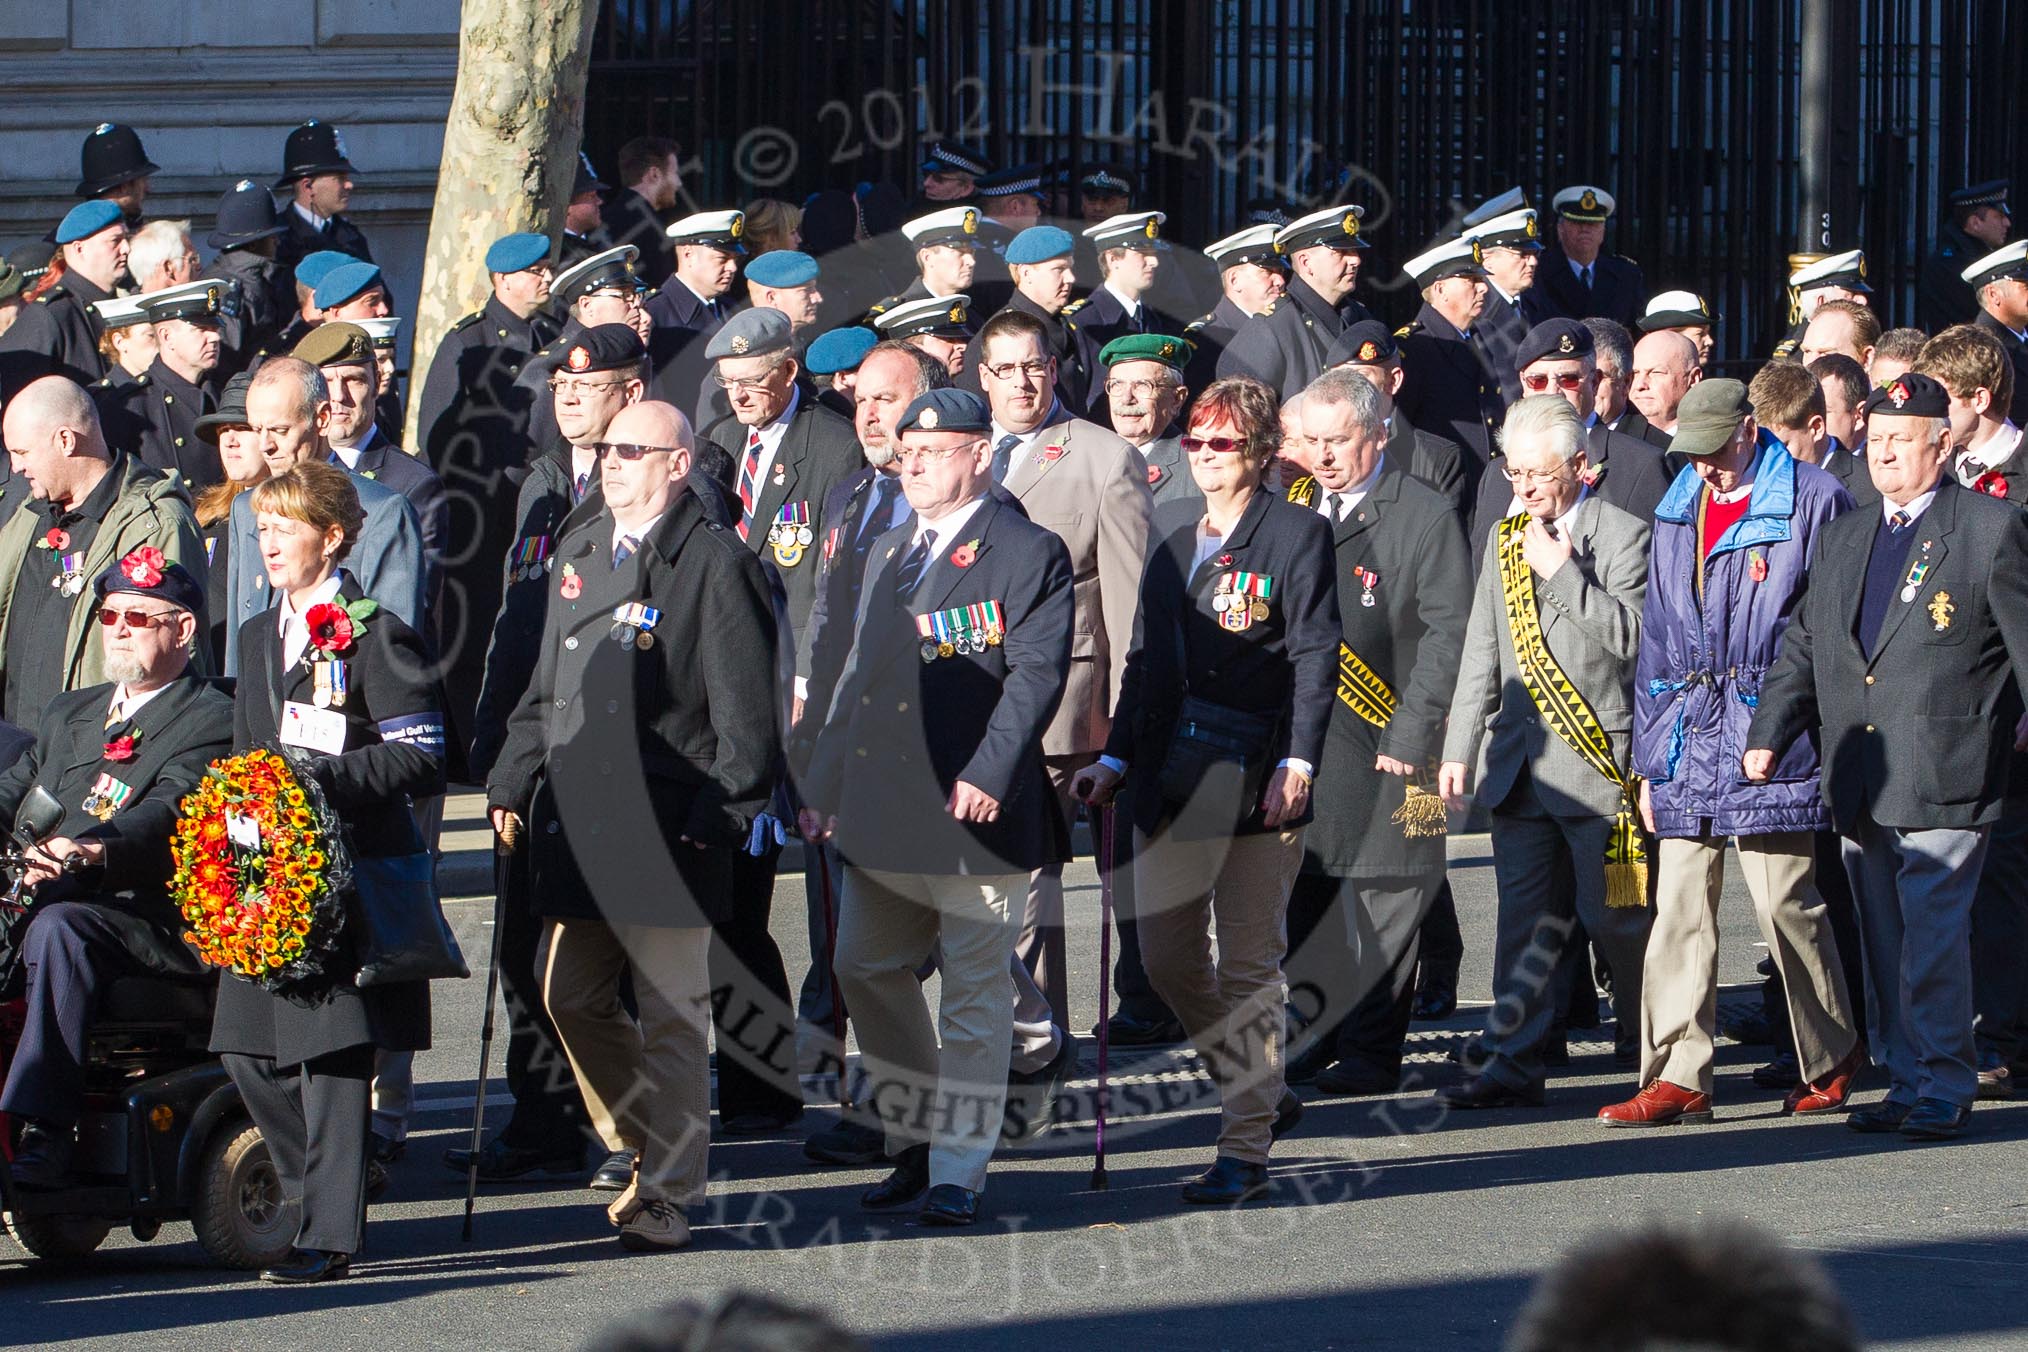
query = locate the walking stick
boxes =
[1091,803,1116,1191]
[816,839,850,1102]
[462,813,517,1242]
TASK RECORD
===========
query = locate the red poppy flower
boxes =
[304,602,355,654]
[1041,443,1066,462]
[949,540,979,568]
[1146,464,1162,485]
[103,734,138,763]
[41,527,69,551]
[1976,470,2009,499]
[120,546,166,587]
[1215,553,1234,568]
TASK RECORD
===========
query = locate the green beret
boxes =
[1099,332,1192,371]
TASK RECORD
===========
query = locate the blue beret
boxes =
[804,326,879,376]
[95,549,204,616]
[704,306,793,361]
[294,250,359,291]
[745,250,819,288]
[898,388,991,435]
[485,232,551,275]
[314,260,384,311]
[54,199,125,246]
[1004,226,1076,266]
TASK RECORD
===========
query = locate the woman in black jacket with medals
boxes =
[1074,376,1339,1206]
[211,461,445,1284]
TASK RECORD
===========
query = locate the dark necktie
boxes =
[893,530,936,601]
[859,475,899,551]
[613,534,638,569]
[1330,493,1347,525]
[991,433,1020,484]
[572,471,590,503]
[1582,264,1594,290]
[737,429,762,538]
[1889,510,1911,533]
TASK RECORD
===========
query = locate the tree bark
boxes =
[402,0,598,451]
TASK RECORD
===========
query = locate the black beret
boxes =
[1515,318,1595,369]
[1325,319,1400,368]
[555,323,647,375]
[1863,372,1952,419]
[95,548,204,615]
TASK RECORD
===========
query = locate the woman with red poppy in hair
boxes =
[209,460,444,1284]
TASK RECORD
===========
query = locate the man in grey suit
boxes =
[1435,394,1653,1108]
[1747,372,2028,1140]
[978,307,1155,1086]
[223,357,428,676]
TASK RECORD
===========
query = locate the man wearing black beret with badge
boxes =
[0,549,232,1188]
[1748,371,2028,1141]
[799,386,1074,1227]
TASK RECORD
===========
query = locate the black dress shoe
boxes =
[260,1249,351,1284]
[8,1120,74,1190]
[1270,1088,1304,1141]
[1846,1100,1913,1133]
[1314,1060,1401,1098]
[1003,1034,1076,1142]
[1180,1155,1270,1205]
[1410,971,1458,1021]
[365,1160,389,1203]
[1899,1097,1972,1140]
[590,1147,639,1191]
[1435,1075,1545,1110]
[917,1183,980,1226]
[720,1108,804,1138]
[1283,1046,1328,1087]
[803,1117,889,1166]
[443,1138,588,1180]
[369,1131,405,1165]
[1103,1013,1187,1047]
[1542,1038,1572,1068]
[1752,1051,1802,1089]
[861,1143,930,1210]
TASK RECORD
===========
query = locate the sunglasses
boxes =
[596,442,676,460]
[98,606,180,630]
[1521,371,1587,393]
[1181,435,1250,455]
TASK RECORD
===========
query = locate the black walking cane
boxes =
[461,812,517,1242]
[1091,803,1116,1191]
[816,839,850,1101]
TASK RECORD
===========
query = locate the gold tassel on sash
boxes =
[1392,782,1449,838]
[1337,641,1449,841]
[1494,517,1650,907]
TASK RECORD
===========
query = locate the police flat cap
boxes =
[921,142,992,178]
[1325,320,1400,368]
[195,370,256,444]
[977,166,1046,199]
[1864,371,1952,419]
[1082,211,1168,252]
[293,321,374,368]
[573,151,609,198]
[803,326,880,375]
[1469,207,1543,252]
[1515,319,1595,369]
[1790,248,1871,293]
[1203,224,1284,270]
[276,119,357,188]
[77,122,159,198]
[874,294,972,340]
[485,232,552,275]
[1670,378,1755,458]
[899,387,991,435]
[556,323,647,374]
[292,250,360,293]
[1638,290,1721,331]
[1081,168,1134,196]
[552,244,641,305]
[209,178,287,250]
[138,278,231,326]
[54,199,125,246]
[1403,237,1485,288]
[1950,179,2010,212]
[1960,239,2028,290]
[746,250,820,288]
[1276,205,1367,253]
[1098,333,1191,371]
[1552,186,1616,223]
[665,210,745,251]
[96,548,203,615]
[313,261,384,311]
[705,306,794,361]
[903,206,981,249]
[1005,226,1076,266]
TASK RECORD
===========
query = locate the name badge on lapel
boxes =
[611,601,662,651]
[1212,570,1274,631]
[81,771,133,821]
[281,700,348,755]
[768,502,814,568]
[916,601,1005,662]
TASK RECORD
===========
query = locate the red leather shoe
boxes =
[1784,1044,1864,1115]
[1597,1080,1713,1127]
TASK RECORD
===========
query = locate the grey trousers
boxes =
[223,1045,373,1257]
[1842,811,1988,1108]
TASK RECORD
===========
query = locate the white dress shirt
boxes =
[291,201,332,233]
[277,572,347,670]
[106,681,172,727]
[990,400,1067,477]
[1315,460,1385,523]
[906,494,988,566]
[613,513,665,559]
[737,384,801,490]
[1882,487,1938,526]
[1958,421,2024,482]
[1102,280,1143,325]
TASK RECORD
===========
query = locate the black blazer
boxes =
[1536,247,1648,329]
[1611,407,1674,452]
[803,493,1075,875]
[792,465,879,770]
[1388,412,1469,522]
[1470,421,1672,547]
[1396,303,1506,480]
[1216,275,1372,402]
[1749,479,2028,831]
[275,211,374,279]
[489,490,780,928]
[211,571,443,1067]
[1105,487,1341,837]
[0,674,233,975]
[706,393,866,680]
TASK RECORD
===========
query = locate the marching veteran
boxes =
[1600,379,1862,1129]
[799,387,1075,1228]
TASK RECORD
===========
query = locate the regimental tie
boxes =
[613,534,639,569]
[859,475,900,555]
[1890,510,1912,534]
[991,433,1019,484]
[893,530,935,600]
[1582,264,1595,290]
[572,471,590,503]
[737,428,762,538]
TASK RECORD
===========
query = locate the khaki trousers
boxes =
[540,918,713,1206]
[834,867,1025,1194]
[1135,827,1304,1165]
[1642,831,1859,1095]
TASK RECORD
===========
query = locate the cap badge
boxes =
[235,179,256,192]
[919,408,940,430]
[1889,379,1910,407]
[94,122,115,136]
[1357,340,1379,361]
[1579,189,1599,211]
[1857,256,1868,279]
[566,346,591,372]
[332,128,348,157]
[948,304,965,323]
[1470,241,1485,265]
[1524,214,1539,238]
[1159,340,1177,358]
[1341,212,1359,238]
[962,209,978,234]
[1556,332,1575,354]
[729,334,751,354]
[729,214,745,239]
[1144,218,1160,240]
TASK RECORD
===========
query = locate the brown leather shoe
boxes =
[1597,1080,1713,1127]
[1784,1045,1864,1115]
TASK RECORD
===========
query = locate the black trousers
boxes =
[496,853,595,1151]
[1416,877,1464,972]
[0,902,148,1124]
[709,846,802,1121]
[223,1044,374,1256]
[1286,872,1436,1073]
[1972,801,2028,1067]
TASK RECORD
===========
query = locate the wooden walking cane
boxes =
[462,812,518,1242]
[1091,803,1116,1191]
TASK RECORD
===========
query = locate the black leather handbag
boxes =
[1155,694,1278,833]
[350,852,470,987]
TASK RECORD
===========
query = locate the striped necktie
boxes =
[737,429,761,538]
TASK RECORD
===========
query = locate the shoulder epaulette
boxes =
[1260,299,1279,316]
[1394,322,1417,338]
[449,311,483,333]
[1061,297,1090,315]
[1286,475,1319,507]
[865,298,894,317]
[1771,338,1800,359]
[38,286,66,304]
[1184,315,1210,333]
